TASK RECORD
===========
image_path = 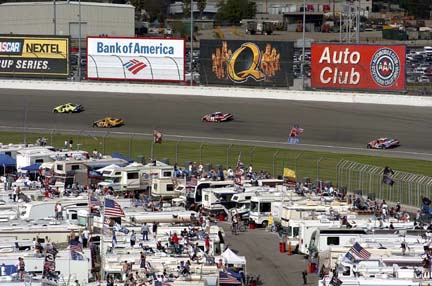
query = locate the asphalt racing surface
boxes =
[1,89,432,160]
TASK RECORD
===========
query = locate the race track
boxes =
[1,89,432,160]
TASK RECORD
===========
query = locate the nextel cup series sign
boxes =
[0,35,69,78]
[311,44,405,91]
[87,37,185,82]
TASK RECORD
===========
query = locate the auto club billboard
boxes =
[87,37,185,82]
[200,39,294,87]
[0,35,69,78]
[311,44,406,91]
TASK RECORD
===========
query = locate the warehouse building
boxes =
[0,1,134,38]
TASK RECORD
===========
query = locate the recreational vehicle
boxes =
[201,188,237,213]
[248,193,284,227]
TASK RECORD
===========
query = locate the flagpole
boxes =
[101,197,105,282]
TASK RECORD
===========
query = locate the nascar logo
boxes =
[123,59,147,75]
[0,41,22,54]
[370,48,401,87]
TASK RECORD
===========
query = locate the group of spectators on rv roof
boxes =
[173,162,272,181]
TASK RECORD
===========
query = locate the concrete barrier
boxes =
[1,79,432,107]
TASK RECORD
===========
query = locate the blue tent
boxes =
[111,153,133,163]
[21,163,41,172]
[0,154,16,167]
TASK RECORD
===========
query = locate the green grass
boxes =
[5,131,432,183]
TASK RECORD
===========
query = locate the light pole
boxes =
[53,0,56,35]
[78,0,82,81]
[190,0,193,86]
[301,0,306,90]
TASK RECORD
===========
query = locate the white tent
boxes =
[222,248,246,266]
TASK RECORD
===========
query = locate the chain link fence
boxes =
[336,159,432,206]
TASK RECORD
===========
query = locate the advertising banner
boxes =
[0,35,69,78]
[200,40,294,87]
[87,37,185,82]
[311,44,406,91]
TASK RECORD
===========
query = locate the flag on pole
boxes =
[153,130,163,144]
[104,198,125,217]
[283,168,296,178]
[344,251,356,263]
[350,242,371,260]
[70,240,84,261]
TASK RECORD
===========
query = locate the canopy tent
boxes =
[0,154,16,167]
[21,163,41,172]
[222,248,246,265]
[111,153,133,163]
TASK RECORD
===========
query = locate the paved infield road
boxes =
[1,89,432,160]
[220,222,319,286]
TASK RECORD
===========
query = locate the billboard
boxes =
[200,40,294,87]
[87,37,185,82]
[311,44,406,91]
[0,35,69,78]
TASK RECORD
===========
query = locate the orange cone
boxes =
[287,241,292,256]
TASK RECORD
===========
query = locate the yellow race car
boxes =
[53,103,84,113]
[92,117,124,128]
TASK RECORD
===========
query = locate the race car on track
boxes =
[53,103,84,113]
[201,112,234,123]
[367,138,400,149]
[92,117,124,128]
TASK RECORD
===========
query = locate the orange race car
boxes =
[92,117,124,128]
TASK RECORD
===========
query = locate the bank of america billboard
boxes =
[87,37,185,82]
[200,40,294,87]
[311,44,406,91]
[0,35,69,78]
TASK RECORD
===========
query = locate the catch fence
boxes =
[336,160,432,207]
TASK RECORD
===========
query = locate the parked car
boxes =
[367,138,400,149]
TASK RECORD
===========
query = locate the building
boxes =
[0,1,134,37]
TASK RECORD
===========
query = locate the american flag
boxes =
[89,195,100,207]
[219,271,241,285]
[350,242,371,260]
[104,198,125,217]
[289,125,304,138]
[70,240,84,260]
[153,130,163,144]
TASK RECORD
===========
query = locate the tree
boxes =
[197,0,207,19]
[130,0,169,22]
[215,0,256,25]
[183,0,192,17]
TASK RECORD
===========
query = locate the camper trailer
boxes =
[119,161,174,192]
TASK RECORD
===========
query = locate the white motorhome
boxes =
[202,188,237,213]
[120,161,174,193]
[248,193,284,227]
[186,180,235,206]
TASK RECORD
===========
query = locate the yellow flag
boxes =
[283,168,296,178]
